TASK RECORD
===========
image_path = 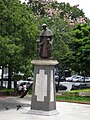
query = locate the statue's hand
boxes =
[39,42,43,45]
[36,39,40,43]
[47,38,50,41]
[49,40,53,45]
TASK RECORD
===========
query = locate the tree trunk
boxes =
[8,65,12,89]
[1,66,4,88]
[0,66,3,94]
[14,81,17,89]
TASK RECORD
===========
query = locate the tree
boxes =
[0,0,39,88]
[68,24,90,76]
[27,1,85,23]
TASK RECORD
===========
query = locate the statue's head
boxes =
[40,23,53,36]
[42,23,47,27]
[41,24,47,30]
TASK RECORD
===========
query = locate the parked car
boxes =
[27,77,33,81]
[17,80,33,85]
[66,75,84,82]
[84,77,90,82]
[72,83,90,90]
[74,77,90,82]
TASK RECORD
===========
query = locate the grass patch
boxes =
[0,87,32,96]
[56,95,90,103]
[56,89,90,103]
[0,88,16,96]
[69,89,90,93]
[0,88,14,92]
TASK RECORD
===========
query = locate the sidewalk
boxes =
[0,95,90,120]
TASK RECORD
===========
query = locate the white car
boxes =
[84,77,90,82]
[66,75,84,82]
[17,80,33,85]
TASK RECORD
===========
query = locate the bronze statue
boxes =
[37,24,53,59]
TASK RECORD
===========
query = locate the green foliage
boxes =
[0,0,39,81]
[68,24,90,75]
[0,88,15,96]
[51,18,71,62]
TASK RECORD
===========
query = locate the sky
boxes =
[20,0,90,19]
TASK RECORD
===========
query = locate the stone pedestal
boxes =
[30,60,58,115]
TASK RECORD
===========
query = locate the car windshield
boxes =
[72,75,81,78]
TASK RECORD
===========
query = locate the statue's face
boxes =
[42,26,46,30]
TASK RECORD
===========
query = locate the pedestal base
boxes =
[28,109,59,116]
